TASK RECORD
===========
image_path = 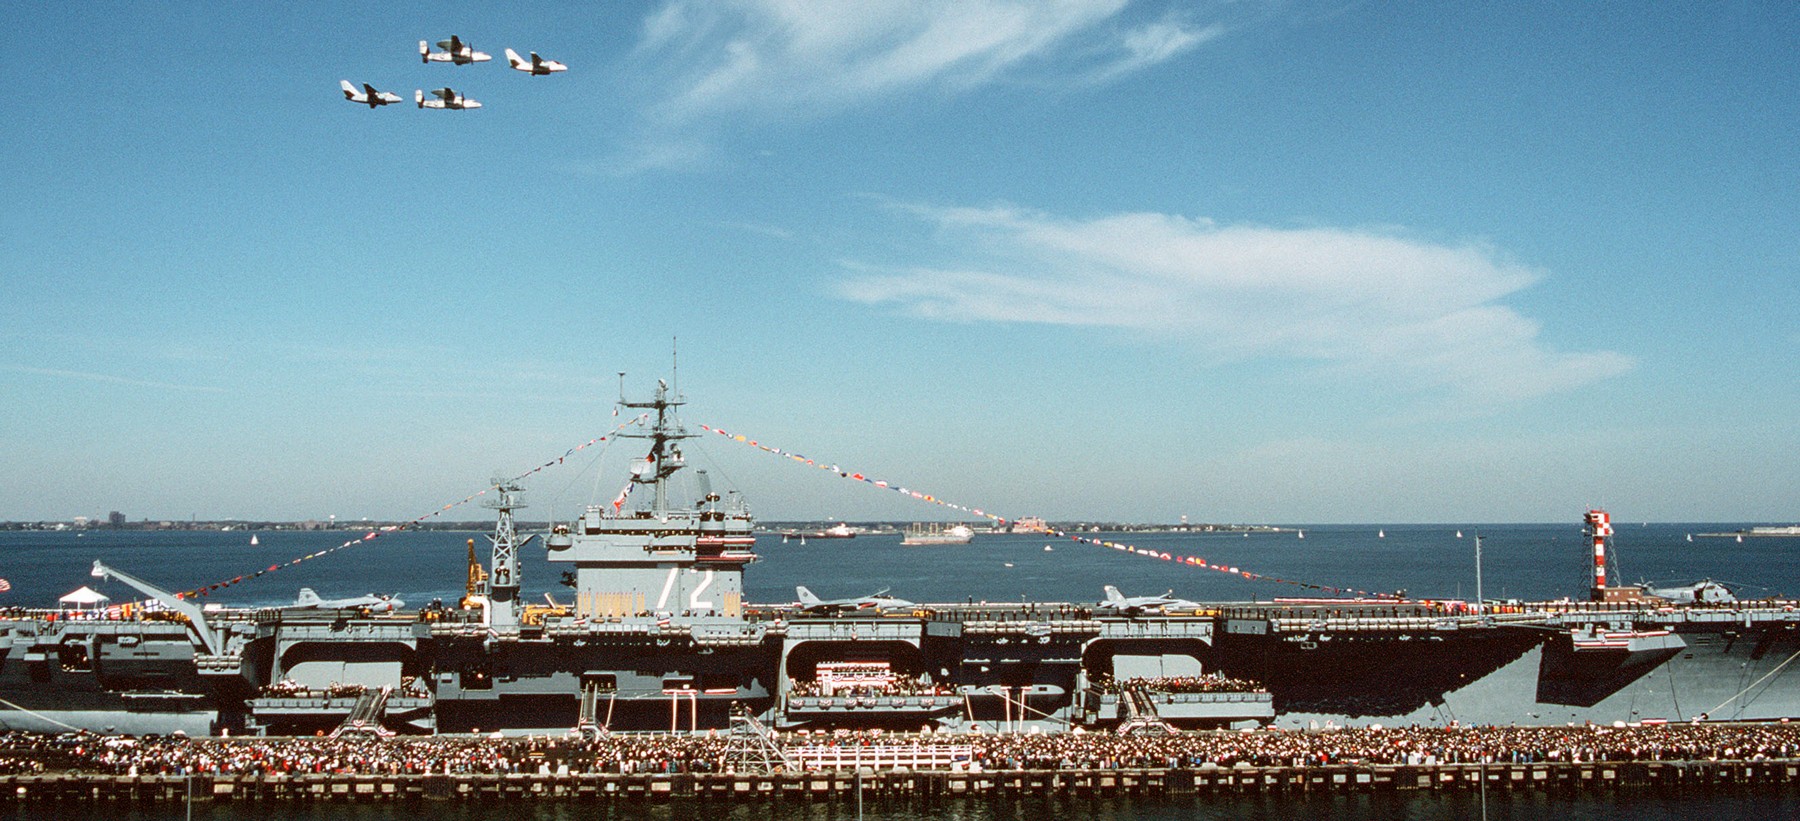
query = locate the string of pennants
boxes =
[698,423,1375,598]
[173,414,650,600]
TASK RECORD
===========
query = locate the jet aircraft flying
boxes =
[795,585,914,614]
[421,35,491,65]
[505,48,567,75]
[340,81,402,108]
[416,88,482,110]
[285,588,403,613]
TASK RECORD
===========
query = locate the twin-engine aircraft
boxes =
[340,81,402,108]
[505,48,567,75]
[345,37,565,107]
[1098,585,1202,614]
[416,87,481,110]
[285,588,404,613]
[420,35,490,65]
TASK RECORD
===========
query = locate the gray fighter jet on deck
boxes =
[284,588,403,613]
[796,586,915,614]
[1098,585,1201,614]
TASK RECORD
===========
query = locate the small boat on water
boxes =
[250,534,260,546]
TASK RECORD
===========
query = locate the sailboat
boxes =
[1297,530,1305,540]
[1456,530,1463,538]
[250,534,260,546]
[1378,529,1385,538]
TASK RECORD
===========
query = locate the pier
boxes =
[4,760,1800,805]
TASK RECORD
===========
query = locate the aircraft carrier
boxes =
[4,383,1800,737]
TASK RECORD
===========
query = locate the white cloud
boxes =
[837,204,1634,402]
[1,365,225,394]
[633,0,1210,125]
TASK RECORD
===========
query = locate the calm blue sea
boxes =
[0,522,1793,610]
[3,521,1799,819]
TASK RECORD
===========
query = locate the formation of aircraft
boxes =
[340,81,402,108]
[285,588,404,613]
[421,35,490,65]
[506,48,567,75]
[795,585,915,614]
[1098,585,1201,614]
[340,35,565,110]
[416,87,481,110]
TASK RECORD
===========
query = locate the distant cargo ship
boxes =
[781,523,857,542]
[901,523,974,546]
[1698,525,1800,538]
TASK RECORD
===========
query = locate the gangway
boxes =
[1115,683,1175,736]
[574,679,611,739]
[330,686,395,738]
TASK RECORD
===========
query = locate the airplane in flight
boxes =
[420,35,491,65]
[505,48,567,75]
[416,88,482,110]
[795,585,915,614]
[340,81,402,108]
[1098,585,1201,614]
[285,588,404,613]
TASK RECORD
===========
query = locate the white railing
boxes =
[789,743,976,771]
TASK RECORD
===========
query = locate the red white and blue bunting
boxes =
[173,414,649,600]
[699,423,1374,598]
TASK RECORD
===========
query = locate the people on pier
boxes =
[5,721,1800,777]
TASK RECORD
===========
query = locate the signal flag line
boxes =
[699,422,1377,598]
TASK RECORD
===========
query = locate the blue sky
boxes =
[3,2,1796,524]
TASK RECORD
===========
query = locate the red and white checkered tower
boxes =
[1586,509,1613,597]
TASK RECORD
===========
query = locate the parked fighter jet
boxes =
[796,585,915,614]
[340,81,402,108]
[416,88,482,110]
[420,35,491,65]
[505,48,567,75]
[1098,585,1201,614]
[285,588,404,613]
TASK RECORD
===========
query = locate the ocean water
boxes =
[0,521,1792,611]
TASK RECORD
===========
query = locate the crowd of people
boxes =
[4,722,1800,777]
[1093,674,1267,695]
[787,677,957,699]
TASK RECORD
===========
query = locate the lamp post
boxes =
[1474,534,1485,614]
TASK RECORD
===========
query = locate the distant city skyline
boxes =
[4,3,1797,524]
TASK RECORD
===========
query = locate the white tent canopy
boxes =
[58,586,110,609]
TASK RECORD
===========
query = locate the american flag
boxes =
[0,578,11,593]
